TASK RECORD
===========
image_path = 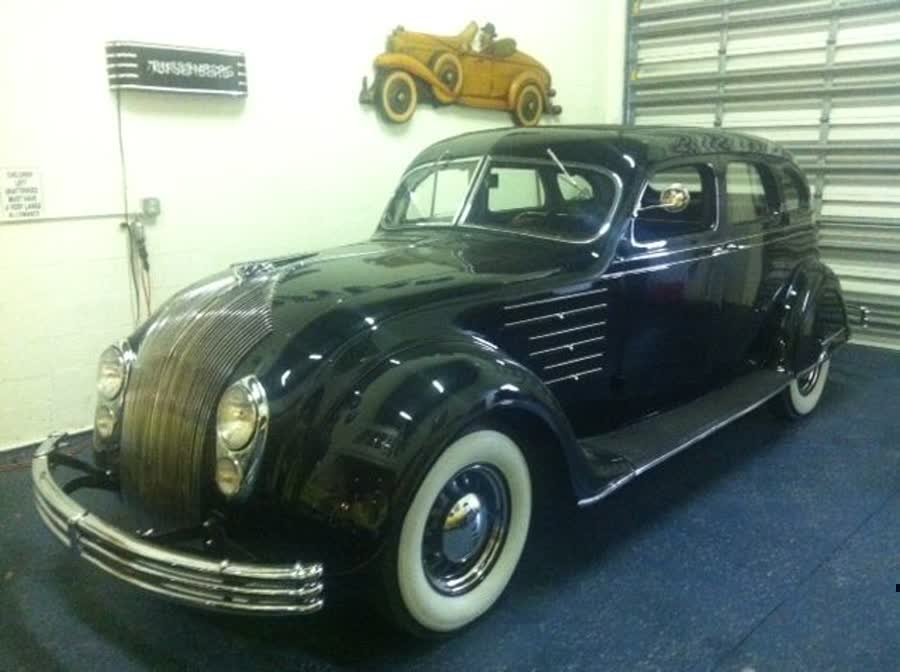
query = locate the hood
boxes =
[263,231,574,361]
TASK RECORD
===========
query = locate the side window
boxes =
[726,162,775,225]
[432,166,472,218]
[633,164,716,243]
[469,161,618,242]
[780,165,810,212]
[402,164,473,223]
[487,167,546,211]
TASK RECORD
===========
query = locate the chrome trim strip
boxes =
[603,227,815,280]
[575,473,637,507]
[543,351,606,371]
[820,326,847,347]
[633,386,787,477]
[530,335,606,357]
[623,221,815,263]
[504,303,607,328]
[576,380,791,507]
[455,155,490,227]
[32,435,324,615]
[504,286,608,311]
[545,365,605,386]
[529,320,607,341]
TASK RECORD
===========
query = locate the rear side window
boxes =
[726,162,775,224]
[633,164,717,243]
[780,165,810,212]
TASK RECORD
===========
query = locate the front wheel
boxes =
[773,358,831,418]
[381,429,532,635]
[376,69,418,124]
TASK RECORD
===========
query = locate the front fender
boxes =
[373,52,453,99]
[283,338,574,559]
[774,259,849,373]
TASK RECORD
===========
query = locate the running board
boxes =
[576,369,792,507]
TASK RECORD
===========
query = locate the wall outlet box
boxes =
[141,197,161,219]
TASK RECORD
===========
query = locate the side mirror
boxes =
[637,182,691,214]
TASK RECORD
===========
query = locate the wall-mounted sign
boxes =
[106,42,247,96]
[1,168,42,220]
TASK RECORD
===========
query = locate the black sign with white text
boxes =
[106,42,247,96]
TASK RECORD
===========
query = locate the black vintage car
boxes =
[34,126,850,635]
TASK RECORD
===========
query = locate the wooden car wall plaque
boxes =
[359,22,561,127]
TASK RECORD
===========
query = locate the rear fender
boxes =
[774,260,849,373]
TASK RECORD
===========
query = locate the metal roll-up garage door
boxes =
[624,0,900,350]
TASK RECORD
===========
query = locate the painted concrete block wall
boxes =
[0,0,626,450]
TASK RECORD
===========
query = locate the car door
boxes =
[710,158,782,381]
[613,160,724,422]
[458,51,494,98]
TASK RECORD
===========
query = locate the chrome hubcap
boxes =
[422,463,510,596]
[442,492,487,562]
[797,362,821,395]
[388,80,411,112]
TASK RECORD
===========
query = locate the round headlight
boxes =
[216,383,258,451]
[97,345,126,399]
[95,405,117,439]
[215,457,243,497]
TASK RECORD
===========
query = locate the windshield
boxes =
[381,156,620,243]
[381,159,481,229]
[465,159,619,242]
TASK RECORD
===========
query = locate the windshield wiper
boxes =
[546,148,592,200]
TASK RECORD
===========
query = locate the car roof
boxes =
[409,125,794,173]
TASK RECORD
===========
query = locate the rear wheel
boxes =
[511,83,543,127]
[376,69,418,123]
[380,429,532,635]
[773,358,831,418]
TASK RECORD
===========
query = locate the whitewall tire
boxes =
[390,429,532,634]
[779,358,831,417]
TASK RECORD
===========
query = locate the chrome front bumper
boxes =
[32,433,324,614]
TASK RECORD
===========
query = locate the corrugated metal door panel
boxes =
[625,0,900,350]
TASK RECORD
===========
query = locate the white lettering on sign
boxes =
[1,168,42,220]
[146,60,235,79]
